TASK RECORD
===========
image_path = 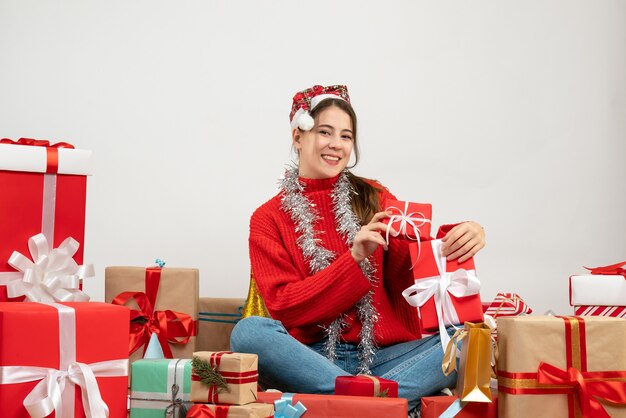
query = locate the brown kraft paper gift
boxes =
[497,315,626,418]
[197,297,245,352]
[191,351,258,405]
[105,266,199,362]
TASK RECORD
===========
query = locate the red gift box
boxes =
[402,239,483,348]
[257,391,408,418]
[0,138,92,302]
[382,200,432,242]
[575,305,626,318]
[0,302,129,417]
[334,375,398,398]
[421,391,498,418]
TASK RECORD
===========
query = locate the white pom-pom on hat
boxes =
[296,112,315,131]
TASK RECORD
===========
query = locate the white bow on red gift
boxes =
[0,303,128,418]
[401,240,481,351]
[6,233,93,302]
[384,201,431,245]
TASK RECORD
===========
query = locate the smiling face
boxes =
[292,103,355,179]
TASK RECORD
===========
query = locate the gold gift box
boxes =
[497,316,626,418]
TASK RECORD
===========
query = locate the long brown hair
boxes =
[308,99,382,224]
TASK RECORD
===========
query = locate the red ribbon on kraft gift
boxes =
[112,267,196,358]
[498,316,626,418]
[186,404,230,418]
[1,137,74,174]
[584,261,626,278]
[191,351,259,403]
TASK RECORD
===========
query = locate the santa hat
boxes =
[289,85,351,131]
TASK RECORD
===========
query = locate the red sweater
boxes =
[249,174,450,347]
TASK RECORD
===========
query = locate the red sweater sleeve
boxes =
[249,203,371,329]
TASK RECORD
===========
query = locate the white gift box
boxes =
[0,142,92,175]
[569,275,626,306]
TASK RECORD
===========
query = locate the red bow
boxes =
[1,137,74,149]
[537,362,626,418]
[584,261,626,278]
[186,404,229,418]
[111,267,195,358]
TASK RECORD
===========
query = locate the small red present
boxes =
[402,239,483,349]
[382,200,432,242]
[421,390,498,418]
[0,302,129,418]
[334,375,398,398]
[0,138,92,301]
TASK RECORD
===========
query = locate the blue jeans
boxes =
[230,316,457,410]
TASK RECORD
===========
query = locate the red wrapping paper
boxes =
[334,375,398,397]
[408,241,483,331]
[421,391,498,418]
[0,140,88,302]
[0,302,129,417]
[382,200,432,241]
[256,391,408,418]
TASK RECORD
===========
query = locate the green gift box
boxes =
[130,358,192,418]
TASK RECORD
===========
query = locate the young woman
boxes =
[231,84,486,412]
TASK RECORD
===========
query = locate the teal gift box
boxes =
[130,358,192,418]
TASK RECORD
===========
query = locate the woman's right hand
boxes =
[351,211,395,263]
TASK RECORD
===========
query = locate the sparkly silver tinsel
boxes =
[279,166,379,374]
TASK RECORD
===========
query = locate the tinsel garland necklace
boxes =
[280,166,379,374]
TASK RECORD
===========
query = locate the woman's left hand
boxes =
[441,221,485,263]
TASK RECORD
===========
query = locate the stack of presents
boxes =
[0,137,625,417]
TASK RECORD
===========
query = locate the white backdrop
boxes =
[1,0,625,315]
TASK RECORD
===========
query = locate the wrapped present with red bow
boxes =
[496,315,626,417]
[186,403,274,418]
[0,138,92,302]
[382,200,432,243]
[569,261,626,307]
[191,351,258,405]
[0,302,130,418]
[402,239,483,350]
[334,375,398,397]
[105,265,198,361]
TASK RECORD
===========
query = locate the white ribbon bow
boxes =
[0,360,128,418]
[385,202,431,245]
[402,240,481,351]
[5,233,93,302]
[385,202,431,267]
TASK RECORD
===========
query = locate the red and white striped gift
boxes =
[574,305,626,318]
[482,293,532,318]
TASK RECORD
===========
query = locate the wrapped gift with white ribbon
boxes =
[0,138,92,301]
[402,239,483,351]
[0,302,130,418]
